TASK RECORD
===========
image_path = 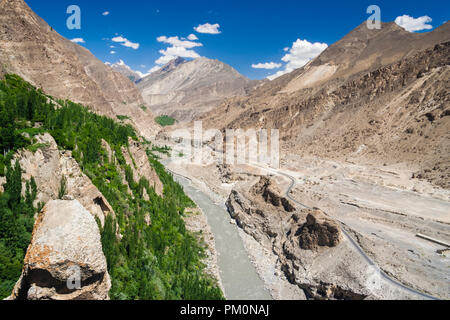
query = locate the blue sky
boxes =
[26,0,448,80]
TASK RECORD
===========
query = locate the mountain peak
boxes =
[137,56,256,122]
[309,19,447,77]
[159,57,186,73]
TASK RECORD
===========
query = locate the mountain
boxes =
[0,0,158,137]
[200,21,450,188]
[280,21,450,93]
[137,57,261,122]
[106,60,142,83]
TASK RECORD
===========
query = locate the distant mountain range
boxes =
[136,57,262,122]
[106,60,143,83]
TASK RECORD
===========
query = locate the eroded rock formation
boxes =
[226,176,375,300]
[295,210,342,250]
[8,200,110,300]
[13,133,114,226]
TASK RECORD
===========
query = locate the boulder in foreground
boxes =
[8,200,110,300]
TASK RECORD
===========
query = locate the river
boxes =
[165,164,272,300]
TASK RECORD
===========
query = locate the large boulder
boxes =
[8,200,111,300]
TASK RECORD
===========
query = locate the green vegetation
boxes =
[27,142,50,154]
[58,175,68,200]
[155,115,176,127]
[148,145,171,159]
[0,160,41,298]
[0,74,223,300]
[140,105,147,112]
[116,115,131,121]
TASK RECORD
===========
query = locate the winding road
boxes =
[259,165,440,300]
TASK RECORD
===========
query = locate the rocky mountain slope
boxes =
[12,133,115,226]
[201,22,450,189]
[137,57,260,122]
[0,0,158,137]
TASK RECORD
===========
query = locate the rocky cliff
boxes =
[0,0,158,137]
[13,133,115,226]
[8,200,111,300]
[226,176,382,300]
[138,57,260,122]
[121,137,164,197]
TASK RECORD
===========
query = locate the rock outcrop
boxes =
[226,177,374,300]
[8,200,111,300]
[13,133,114,226]
[122,137,163,197]
[227,177,296,247]
[251,177,296,212]
[295,209,342,250]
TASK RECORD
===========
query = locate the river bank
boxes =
[164,159,306,300]
[163,160,272,300]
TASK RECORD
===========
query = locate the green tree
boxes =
[58,175,68,199]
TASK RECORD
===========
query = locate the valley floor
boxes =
[161,144,450,300]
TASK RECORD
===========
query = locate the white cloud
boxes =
[71,38,85,44]
[155,55,177,65]
[154,33,203,66]
[252,62,282,70]
[135,71,149,78]
[112,36,140,50]
[148,66,162,74]
[102,11,110,16]
[187,34,199,41]
[160,46,200,58]
[157,36,203,49]
[194,23,221,34]
[281,39,328,69]
[395,15,433,32]
[267,38,328,80]
[155,46,200,65]
[110,50,116,54]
